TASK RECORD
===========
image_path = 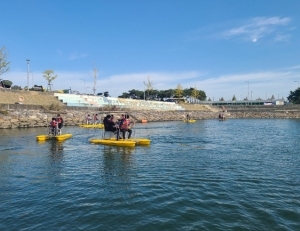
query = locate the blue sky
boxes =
[1,0,300,100]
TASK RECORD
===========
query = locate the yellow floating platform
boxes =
[36,134,73,142]
[79,124,104,128]
[183,119,196,123]
[110,138,151,145]
[89,138,136,147]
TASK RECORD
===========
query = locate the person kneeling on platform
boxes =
[120,114,133,139]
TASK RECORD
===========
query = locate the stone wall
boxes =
[1,107,300,129]
[0,109,219,129]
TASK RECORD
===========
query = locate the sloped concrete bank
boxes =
[1,107,300,129]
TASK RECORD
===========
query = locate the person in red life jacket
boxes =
[120,114,133,139]
[56,114,64,134]
[49,117,57,135]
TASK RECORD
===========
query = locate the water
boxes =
[0,119,299,230]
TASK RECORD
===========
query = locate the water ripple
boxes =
[0,120,300,230]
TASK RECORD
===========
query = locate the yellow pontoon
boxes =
[36,134,73,142]
[89,138,136,147]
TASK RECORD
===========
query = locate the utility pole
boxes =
[245,81,249,104]
[26,59,30,91]
[143,81,146,100]
[92,64,98,95]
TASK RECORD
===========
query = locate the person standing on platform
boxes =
[56,114,64,135]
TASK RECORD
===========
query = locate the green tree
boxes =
[43,70,57,91]
[198,90,206,100]
[287,88,300,104]
[191,87,199,102]
[174,84,183,98]
[157,89,175,99]
[119,89,144,99]
[232,95,236,101]
[220,97,224,101]
[0,46,10,76]
[11,85,22,90]
[144,76,153,100]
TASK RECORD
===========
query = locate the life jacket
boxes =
[120,119,129,130]
[57,117,62,124]
[51,121,57,127]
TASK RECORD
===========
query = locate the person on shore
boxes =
[56,114,64,134]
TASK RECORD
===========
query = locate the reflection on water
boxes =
[102,146,135,187]
[49,140,64,162]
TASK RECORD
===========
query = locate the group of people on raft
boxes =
[103,114,133,140]
[49,114,64,136]
[85,114,101,124]
[218,113,226,120]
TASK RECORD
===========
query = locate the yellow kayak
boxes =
[89,138,136,147]
[36,134,73,142]
[183,119,196,123]
[79,124,104,128]
[110,138,151,145]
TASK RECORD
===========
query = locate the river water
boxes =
[0,119,299,230]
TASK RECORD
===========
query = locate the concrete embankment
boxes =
[1,105,300,129]
[0,108,218,129]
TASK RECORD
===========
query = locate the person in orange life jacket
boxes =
[56,114,64,129]
[120,114,133,139]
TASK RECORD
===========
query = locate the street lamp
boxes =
[143,81,146,100]
[245,81,249,103]
[251,91,252,105]
[86,87,90,95]
[294,81,299,88]
[26,59,30,91]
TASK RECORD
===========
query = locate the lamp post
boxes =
[143,81,146,100]
[251,91,252,105]
[86,87,90,95]
[294,81,299,88]
[245,81,249,103]
[26,59,30,91]
[30,72,34,88]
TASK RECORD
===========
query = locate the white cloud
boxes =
[287,65,300,70]
[222,16,291,42]
[197,71,297,100]
[69,51,88,60]
[274,34,291,42]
